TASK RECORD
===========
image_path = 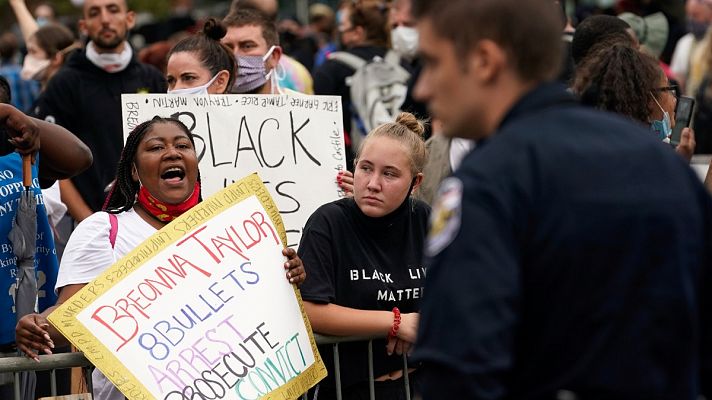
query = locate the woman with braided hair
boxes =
[15,116,306,400]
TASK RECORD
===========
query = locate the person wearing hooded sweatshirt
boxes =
[33,0,166,224]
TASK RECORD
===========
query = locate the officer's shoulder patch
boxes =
[426,177,463,257]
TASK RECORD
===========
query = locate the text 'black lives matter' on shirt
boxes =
[298,197,430,391]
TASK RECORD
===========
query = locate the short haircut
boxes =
[571,15,633,65]
[572,42,662,124]
[223,8,279,47]
[167,18,237,92]
[83,0,128,16]
[412,0,563,83]
[345,0,390,48]
[0,75,11,104]
[33,23,76,58]
[229,0,278,21]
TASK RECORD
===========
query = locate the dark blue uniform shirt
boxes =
[414,83,712,399]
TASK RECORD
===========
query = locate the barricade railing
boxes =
[0,334,412,400]
[306,334,412,400]
[0,352,93,399]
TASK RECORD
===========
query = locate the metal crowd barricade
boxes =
[304,334,412,400]
[0,334,411,400]
[0,352,93,399]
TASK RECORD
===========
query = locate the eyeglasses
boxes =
[652,85,680,98]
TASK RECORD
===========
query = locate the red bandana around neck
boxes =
[136,182,201,222]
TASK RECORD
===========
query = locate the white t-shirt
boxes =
[41,182,67,228]
[670,33,694,83]
[57,208,155,400]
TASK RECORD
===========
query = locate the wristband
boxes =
[388,307,401,338]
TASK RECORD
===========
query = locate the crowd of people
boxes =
[0,0,711,399]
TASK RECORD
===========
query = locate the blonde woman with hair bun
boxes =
[299,112,429,400]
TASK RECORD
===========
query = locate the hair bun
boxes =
[203,18,227,41]
[395,112,425,137]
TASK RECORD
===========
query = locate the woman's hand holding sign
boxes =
[283,247,306,285]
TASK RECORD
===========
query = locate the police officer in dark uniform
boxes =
[411,0,712,399]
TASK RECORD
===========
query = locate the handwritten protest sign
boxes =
[48,174,327,400]
[121,94,346,248]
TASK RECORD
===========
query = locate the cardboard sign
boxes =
[121,94,347,248]
[48,174,327,400]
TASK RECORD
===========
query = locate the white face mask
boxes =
[167,73,221,95]
[391,26,419,60]
[21,55,51,81]
[85,41,133,73]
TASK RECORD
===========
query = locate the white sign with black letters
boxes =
[122,94,346,248]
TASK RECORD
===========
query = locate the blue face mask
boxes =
[650,95,672,141]
[651,112,672,141]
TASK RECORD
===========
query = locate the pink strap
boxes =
[108,213,118,249]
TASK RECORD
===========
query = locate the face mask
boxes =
[650,95,672,141]
[167,73,221,95]
[233,45,276,94]
[687,19,710,40]
[391,26,419,60]
[85,41,133,73]
[21,55,51,81]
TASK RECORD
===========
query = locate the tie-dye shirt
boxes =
[277,55,314,94]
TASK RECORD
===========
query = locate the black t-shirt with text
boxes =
[298,197,430,390]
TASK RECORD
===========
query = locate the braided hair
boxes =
[103,116,200,213]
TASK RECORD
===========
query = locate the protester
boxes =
[8,1,77,93]
[33,0,166,225]
[411,0,712,398]
[390,0,431,135]
[299,112,429,399]
[15,116,306,400]
[229,0,315,94]
[222,8,289,94]
[314,0,407,169]
[573,42,696,161]
[0,81,91,398]
[570,14,636,66]
[671,0,712,95]
[693,37,712,153]
[22,24,78,93]
[165,18,236,95]
[309,3,338,70]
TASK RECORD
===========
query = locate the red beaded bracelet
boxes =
[389,307,401,338]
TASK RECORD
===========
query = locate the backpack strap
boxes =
[328,51,367,71]
[108,213,118,249]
